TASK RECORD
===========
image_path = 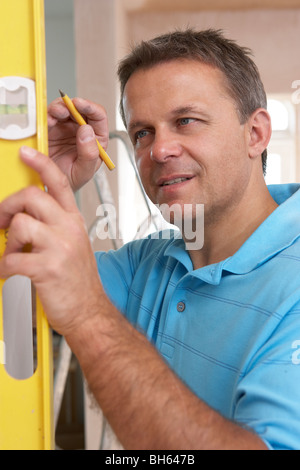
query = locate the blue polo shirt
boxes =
[95,184,300,450]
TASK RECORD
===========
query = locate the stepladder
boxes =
[0,0,54,450]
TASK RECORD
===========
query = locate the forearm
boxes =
[65,289,267,450]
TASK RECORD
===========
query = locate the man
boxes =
[0,29,299,450]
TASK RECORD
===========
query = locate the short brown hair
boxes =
[118,28,268,173]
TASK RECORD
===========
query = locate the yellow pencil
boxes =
[59,90,115,171]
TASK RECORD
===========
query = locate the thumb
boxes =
[73,125,102,190]
[76,125,101,163]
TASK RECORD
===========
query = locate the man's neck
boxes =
[188,184,278,270]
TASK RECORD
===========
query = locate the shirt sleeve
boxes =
[233,308,300,450]
[94,237,152,315]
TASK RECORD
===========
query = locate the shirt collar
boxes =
[224,184,300,275]
[163,230,194,270]
[163,184,300,283]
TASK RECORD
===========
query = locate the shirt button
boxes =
[177,301,186,312]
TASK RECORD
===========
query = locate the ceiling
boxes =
[123,0,300,12]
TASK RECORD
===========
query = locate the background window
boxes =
[265,96,297,185]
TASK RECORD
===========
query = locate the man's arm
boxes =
[0,150,267,450]
[66,289,267,450]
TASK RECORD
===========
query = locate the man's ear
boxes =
[247,108,272,159]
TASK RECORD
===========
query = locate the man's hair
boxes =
[117,28,268,174]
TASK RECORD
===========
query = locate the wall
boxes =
[45,0,76,104]
[127,8,300,95]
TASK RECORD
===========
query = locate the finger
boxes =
[48,98,79,135]
[0,186,66,229]
[19,146,78,213]
[0,213,49,280]
[72,98,109,148]
[48,120,77,145]
[76,125,102,165]
[0,251,41,280]
[4,212,48,255]
[48,97,70,123]
[63,125,102,190]
[48,97,109,148]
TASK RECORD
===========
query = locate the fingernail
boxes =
[20,146,37,158]
[80,125,95,143]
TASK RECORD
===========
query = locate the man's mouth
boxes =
[160,177,193,187]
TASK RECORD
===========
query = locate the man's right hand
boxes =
[48,97,109,192]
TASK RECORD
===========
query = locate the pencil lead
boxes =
[59,89,65,98]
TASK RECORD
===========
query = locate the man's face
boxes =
[123,59,253,226]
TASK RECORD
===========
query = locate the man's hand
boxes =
[48,97,109,192]
[0,146,103,335]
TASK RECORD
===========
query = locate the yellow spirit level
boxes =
[0,0,54,449]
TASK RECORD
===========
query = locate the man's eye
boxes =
[135,129,149,141]
[179,118,195,126]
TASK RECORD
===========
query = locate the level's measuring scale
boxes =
[0,0,54,450]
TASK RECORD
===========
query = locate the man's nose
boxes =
[150,130,182,163]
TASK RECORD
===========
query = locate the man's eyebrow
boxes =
[170,105,209,117]
[127,120,148,135]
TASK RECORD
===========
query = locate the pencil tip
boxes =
[59,89,65,97]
